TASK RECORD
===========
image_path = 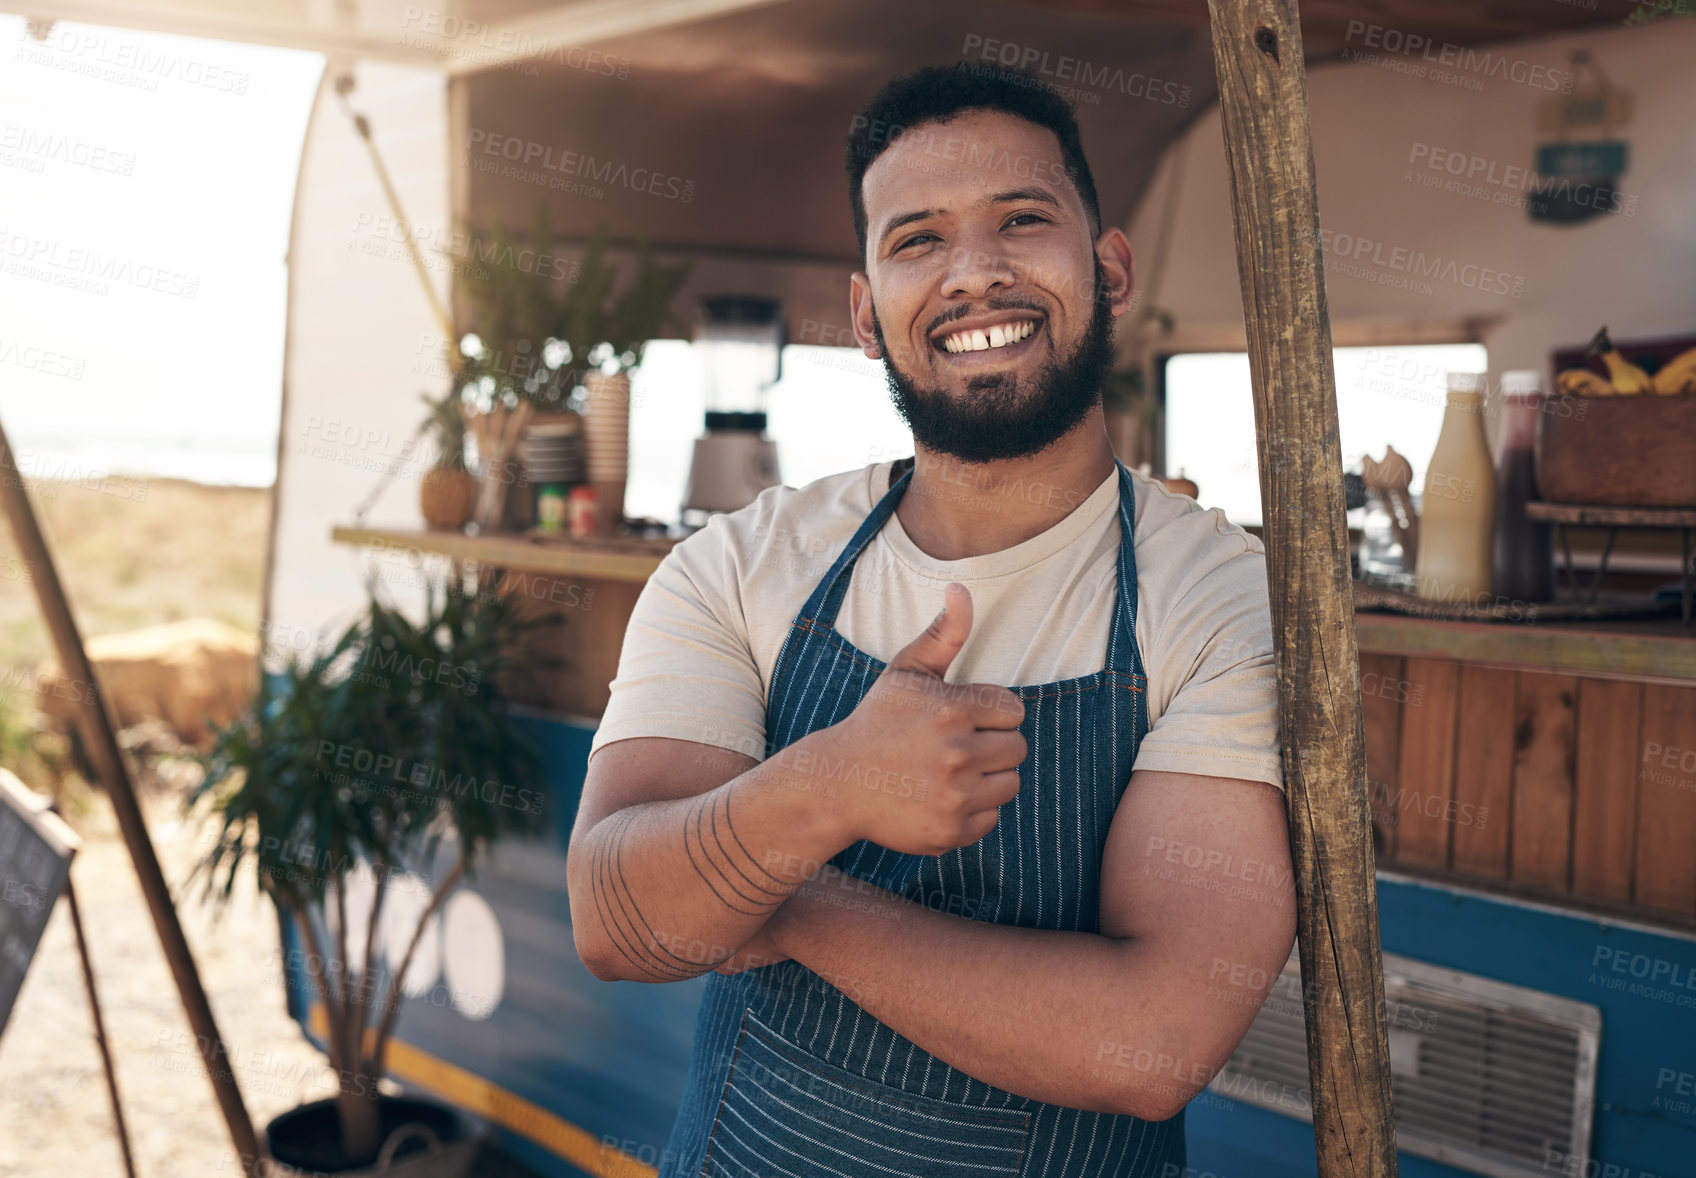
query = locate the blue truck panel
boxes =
[286,714,1696,1178]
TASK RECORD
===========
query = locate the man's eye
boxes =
[897,233,938,252]
[1007,213,1049,228]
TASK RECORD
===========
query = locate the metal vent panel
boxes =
[1208,952,1600,1178]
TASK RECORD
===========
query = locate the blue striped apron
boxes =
[658,458,1183,1177]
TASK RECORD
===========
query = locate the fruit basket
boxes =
[1536,329,1696,508]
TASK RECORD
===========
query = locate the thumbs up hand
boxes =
[886,579,976,679]
[812,583,1028,857]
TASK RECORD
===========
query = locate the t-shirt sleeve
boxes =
[586,518,769,767]
[1132,521,1284,793]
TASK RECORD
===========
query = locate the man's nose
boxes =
[940,236,1019,300]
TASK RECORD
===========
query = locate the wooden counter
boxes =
[329,525,677,582]
[330,525,684,717]
[1356,614,1696,927]
[1356,613,1696,686]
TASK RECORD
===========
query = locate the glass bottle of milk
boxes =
[1415,373,1496,604]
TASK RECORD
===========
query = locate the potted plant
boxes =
[447,207,693,530]
[559,220,696,385]
[448,203,578,411]
[417,390,476,532]
[446,203,568,529]
[190,578,557,1175]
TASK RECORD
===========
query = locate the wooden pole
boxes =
[1203,3,1398,1174]
[0,417,264,1174]
[64,876,139,1178]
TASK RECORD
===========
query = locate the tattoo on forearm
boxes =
[586,787,794,981]
[590,809,699,980]
[684,788,792,915]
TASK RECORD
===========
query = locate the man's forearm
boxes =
[770,869,1231,1120]
[569,731,853,983]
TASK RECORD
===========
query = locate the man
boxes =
[567,63,1295,1177]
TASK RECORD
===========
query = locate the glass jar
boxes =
[1358,490,1415,591]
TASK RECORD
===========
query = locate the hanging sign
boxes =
[1536,141,1628,177]
[1538,89,1633,134]
[1529,51,1632,225]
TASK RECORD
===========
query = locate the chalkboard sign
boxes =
[0,768,79,1039]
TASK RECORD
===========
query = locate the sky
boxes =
[0,16,323,487]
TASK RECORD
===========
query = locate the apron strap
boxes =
[803,464,913,627]
[1106,458,1145,681]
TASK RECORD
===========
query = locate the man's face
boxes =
[852,107,1129,463]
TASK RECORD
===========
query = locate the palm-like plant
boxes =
[563,223,694,380]
[450,203,577,411]
[190,578,557,1166]
[448,206,693,413]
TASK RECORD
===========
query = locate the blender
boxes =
[682,295,783,524]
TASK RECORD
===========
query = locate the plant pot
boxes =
[1535,393,1696,507]
[266,1095,485,1177]
[419,467,477,532]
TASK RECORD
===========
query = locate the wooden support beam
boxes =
[1203,2,1398,1174]
[0,416,263,1174]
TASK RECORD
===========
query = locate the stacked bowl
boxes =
[520,419,585,488]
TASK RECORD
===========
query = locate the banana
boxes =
[1556,367,1615,397]
[1588,326,1655,395]
[1651,346,1696,396]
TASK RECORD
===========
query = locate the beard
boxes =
[872,256,1116,464]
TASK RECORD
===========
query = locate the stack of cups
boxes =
[582,371,630,526]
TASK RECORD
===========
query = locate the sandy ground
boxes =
[0,789,345,1178]
[0,477,541,1177]
[0,473,329,1172]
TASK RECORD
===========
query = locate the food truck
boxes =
[27,0,1696,1175]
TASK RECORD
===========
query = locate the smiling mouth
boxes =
[935,319,1042,357]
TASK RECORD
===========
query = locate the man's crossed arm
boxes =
[569,736,1294,1121]
[715,767,1294,1122]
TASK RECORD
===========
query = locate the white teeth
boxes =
[940,320,1035,353]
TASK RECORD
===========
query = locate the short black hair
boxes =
[844,62,1103,267]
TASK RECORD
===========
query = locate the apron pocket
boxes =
[701,1011,1030,1178]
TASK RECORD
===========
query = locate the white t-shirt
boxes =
[588,460,1284,793]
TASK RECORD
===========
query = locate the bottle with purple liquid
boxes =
[1493,370,1555,604]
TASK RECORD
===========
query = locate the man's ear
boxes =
[1095,227,1136,319]
[848,272,882,359]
